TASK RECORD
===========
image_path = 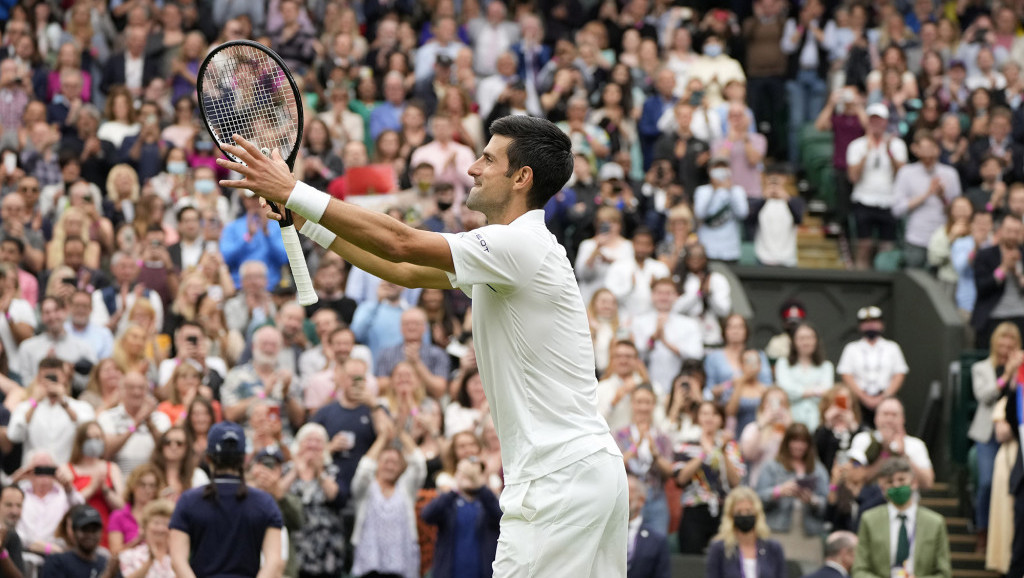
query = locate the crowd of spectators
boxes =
[0,0,1021,576]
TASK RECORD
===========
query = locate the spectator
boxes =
[632,278,704,395]
[836,306,909,426]
[280,423,344,578]
[738,387,793,487]
[951,210,994,319]
[663,362,705,444]
[704,314,771,403]
[351,280,411,360]
[223,260,276,338]
[0,484,26,575]
[107,463,165,556]
[968,106,1024,187]
[421,453,502,578]
[0,239,38,306]
[101,27,161,97]
[851,456,950,578]
[0,191,46,274]
[66,420,127,548]
[91,252,165,337]
[350,414,427,578]
[588,288,624,377]
[613,384,673,535]
[655,204,695,272]
[673,244,732,348]
[16,449,84,563]
[117,498,175,578]
[576,206,635,305]
[803,531,858,578]
[846,104,908,269]
[749,166,804,267]
[693,156,748,262]
[39,505,108,578]
[8,357,95,465]
[66,290,115,362]
[971,215,1024,348]
[813,387,866,530]
[444,367,487,438]
[781,0,829,166]
[849,397,935,492]
[672,401,744,554]
[220,195,290,292]
[221,326,303,431]
[148,426,208,502]
[754,423,829,568]
[0,264,36,377]
[705,486,786,578]
[775,323,834,431]
[742,0,788,149]
[713,102,766,199]
[607,228,672,319]
[928,197,975,299]
[654,101,710,197]
[309,357,378,495]
[892,131,964,268]
[597,340,653,432]
[969,322,1020,553]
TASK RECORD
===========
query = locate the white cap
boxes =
[866,103,889,119]
[598,162,625,181]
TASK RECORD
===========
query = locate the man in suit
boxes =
[972,214,1024,348]
[101,26,162,97]
[803,531,858,578]
[967,107,1024,187]
[852,457,951,578]
[626,473,670,578]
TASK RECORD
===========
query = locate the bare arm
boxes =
[254,527,283,578]
[169,530,198,578]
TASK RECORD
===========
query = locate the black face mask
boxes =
[733,514,757,533]
[862,329,882,340]
[436,201,453,211]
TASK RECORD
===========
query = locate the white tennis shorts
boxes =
[492,448,628,577]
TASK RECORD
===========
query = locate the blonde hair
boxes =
[105,163,140,203]
[47,207,92,268]
[714,486,771,556]
[112,324,149,372]
[171,272,209,320]
[989,321,1021,367]
[140,498,175,530]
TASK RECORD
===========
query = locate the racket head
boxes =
[196,40,304,171]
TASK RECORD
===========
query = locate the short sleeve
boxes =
[262,492,284,528]
[9,300,34,326]
[890,343,909,374]
[836,344,855,375]
[890,139,909,163]
[441,226,544,293]
[169,495,192,533]
[846,139,864,167]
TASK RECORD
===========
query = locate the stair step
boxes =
[949,535,978,553]
[952,570,1000,578]
[921,497,958,507]
[923,482,952,495]
[951,552,988,571]
[946,517,971,529]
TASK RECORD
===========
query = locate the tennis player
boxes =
[219,115,628,576]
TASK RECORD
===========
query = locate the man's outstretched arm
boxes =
[217,136,455,289]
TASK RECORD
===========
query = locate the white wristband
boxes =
[285,181,331,223]
[299,220,337,249]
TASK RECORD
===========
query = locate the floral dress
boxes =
[288,476,345,575]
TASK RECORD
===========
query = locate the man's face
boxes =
[875,400,904,435]
[254,331,283,360]
[612,345,637,375]
[277,307,304,339]
[123,374,149,403]
[868,115,887,135]
[0,196,24,224]
[401,310,427,342]
[74,525,102,554]
[329,330,355,362]
[15,178,39,207]
[632,234,654,261]
[0,241,20,265]
[342,359,368,402]
[1001,217,1024,246]
[178,209,200,240]
[63,241,85,270]
[915,138,939,165]
[378,281,402,302]
[467,135,515,217]
[113,257,139,284]
[69,293,91,325]
[627,476,646,519]
[312,311,339,341]
[41,300,66,333]
[0,489,22,527]
[650,282,677,311]
[991,116,1010,142]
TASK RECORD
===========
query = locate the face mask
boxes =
[704,44,723,58]
[709,167,731,182]
[862,329,882,340]
[83,439,105,459]
[195,179,216,194]
[167,161,188,175]
[886,484,913,506]
[417,180,432,192]
[436,200,453,212]
[733,514,757,533]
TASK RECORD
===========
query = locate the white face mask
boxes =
[709,167,731,182]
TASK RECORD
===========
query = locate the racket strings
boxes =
[200,44,300,166]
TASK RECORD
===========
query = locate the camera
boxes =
[43,373,59,383]
[186,335,199,346]
[598,222,612,234]
[33,466,57,476]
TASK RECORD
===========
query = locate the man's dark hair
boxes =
[38,356,65,372]
[63,236,85,250]
[176,206,199,223]
[0,237,23,255]
[489,115,574,209]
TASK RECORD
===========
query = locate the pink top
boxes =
[108,505,140,544]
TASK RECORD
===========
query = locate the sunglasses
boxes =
[163,439,186,447]
[18,186,39,192]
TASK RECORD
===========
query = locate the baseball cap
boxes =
[709,154,731,167]
[436,54,453,67]
[857,305,883,322]
[949,59,966,70]
[255,448,285,467]
[598,163,625,182]
[782,304,806,322]
[866,103,889,119]
[207,421,246,456]
[72,506,104,529]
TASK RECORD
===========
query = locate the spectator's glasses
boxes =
[349,375,366,383]
[163,438,186,448]
[17,185,39,192]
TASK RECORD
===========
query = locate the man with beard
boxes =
[39,506,107,577]
[222,326,304,432]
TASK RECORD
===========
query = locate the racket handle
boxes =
[280,224,318,306]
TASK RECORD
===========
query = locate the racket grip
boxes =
[280,224,318,306]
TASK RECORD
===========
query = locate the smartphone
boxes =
[267,405,281,421]
[689,90,705,106]
[836,392,849,410]
[186,335,199,346]
[149,239,162,248]
[598,222,612,234]
[796,476,817,490]
[3,151,15,173]
[33,466,57,476]
[43,373,59,383]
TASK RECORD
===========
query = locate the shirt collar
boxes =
[887,501,918,525]
[508,209,545,228]
[824,561,849,577]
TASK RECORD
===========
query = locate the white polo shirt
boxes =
[836,337,909,397]
[442,210,619,485]
[846,136,908,208]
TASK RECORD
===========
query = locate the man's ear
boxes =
[513,166,534,190]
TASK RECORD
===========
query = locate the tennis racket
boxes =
[196,40,317,306]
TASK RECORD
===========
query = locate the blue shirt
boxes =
[310,403,376,490]
[40,551,107,578]
[951,235,980,312]
[453,498,482,578]
[693,184,749,261]
[170,476,283,578]
[350,299,406,360]
[703,349,772,399]
[65,321,114,360]
[368,102,404,141]
[220,216,290,290]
